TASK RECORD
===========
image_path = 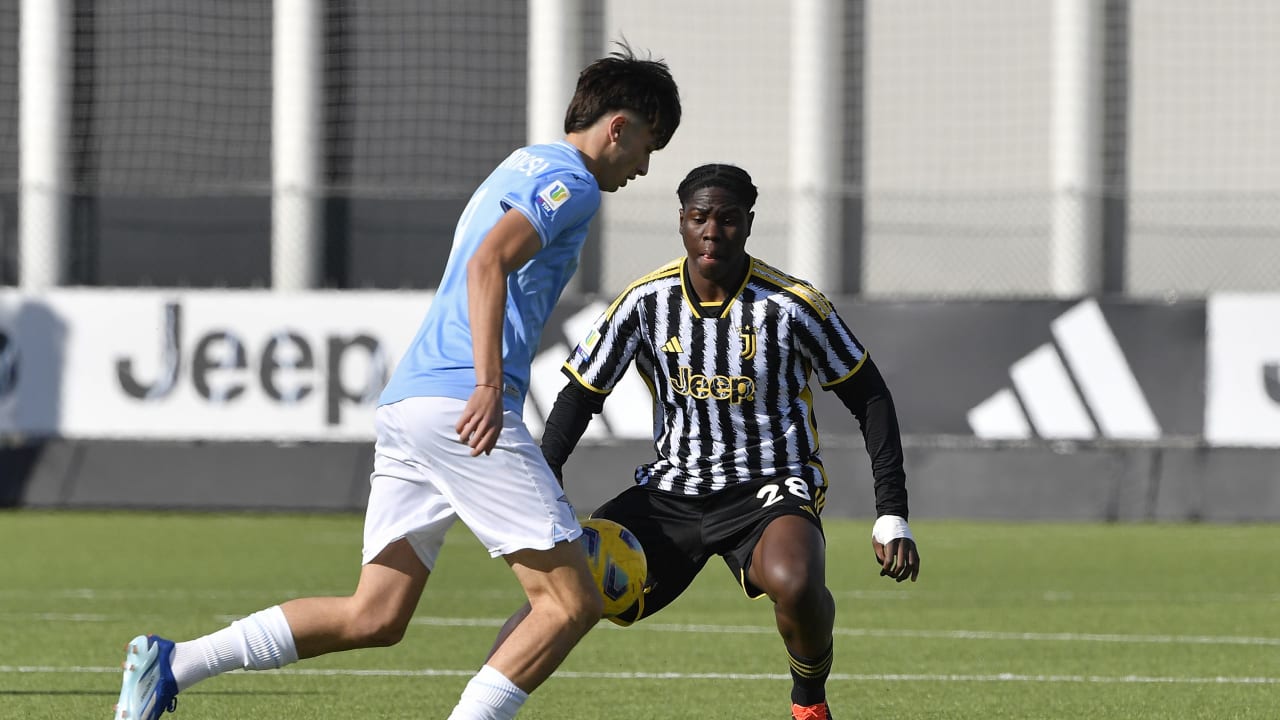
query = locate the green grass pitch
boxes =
[1,510,1276,719]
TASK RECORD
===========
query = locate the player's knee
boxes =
[569,587,605,629]
[357,619,409,648]
[762,563,825,610]
[531,585,602,634]
[347,605,412,647]
[567,567,607,622]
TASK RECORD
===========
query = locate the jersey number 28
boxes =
[757,477,811,507]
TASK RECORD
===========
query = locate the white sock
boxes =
[446,664,529,720]
[169,606,300,691]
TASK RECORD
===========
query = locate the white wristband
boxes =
[872,514,913,545]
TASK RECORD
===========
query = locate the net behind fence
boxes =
[0,2,18,284]
[71,0,526,198]
[1127,0,1280,296]
[0,0,1275,295]
[74,1,273,196]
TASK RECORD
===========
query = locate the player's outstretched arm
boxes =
[832,355,921,582]
[539,379,606,483]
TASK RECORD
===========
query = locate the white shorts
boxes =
[362,396,582,569]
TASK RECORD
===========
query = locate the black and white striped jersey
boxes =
[562,255,870,496]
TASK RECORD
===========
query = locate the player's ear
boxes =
[608,113,628,143]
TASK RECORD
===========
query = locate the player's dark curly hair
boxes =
[564,40,682,150]
[676,164,758,210]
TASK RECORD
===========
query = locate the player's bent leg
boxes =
[282,537,430,658]
[749,515,836,719]
[147,535,429,708]
[487,539,603,693]
[750,515,834,651]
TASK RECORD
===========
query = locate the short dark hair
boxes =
[563,40,682,150]
[677,164,759,210]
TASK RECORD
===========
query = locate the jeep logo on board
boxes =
[114,301,388,425]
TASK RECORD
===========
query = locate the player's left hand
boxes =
[457,384,504,456]
[872,536,920,583]
[871,515,920,583]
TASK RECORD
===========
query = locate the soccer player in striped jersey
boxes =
[525,163,920,720]
[112,44,680,720]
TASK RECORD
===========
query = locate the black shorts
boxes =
[591,475,826,625]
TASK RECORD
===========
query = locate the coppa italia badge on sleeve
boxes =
[573,327,601,364]
[536,180,571,217]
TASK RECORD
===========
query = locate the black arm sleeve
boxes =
[831,356,909,520]
[539,378,606,481]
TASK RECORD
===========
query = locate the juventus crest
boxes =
[739,326,757,360]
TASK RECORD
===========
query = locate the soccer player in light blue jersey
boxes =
[113,43,680,720]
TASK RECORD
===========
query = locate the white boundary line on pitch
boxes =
[2,665,1276,686]
[407,616,1280,648]
[3,611,1277,648]
[5,587,1280,602]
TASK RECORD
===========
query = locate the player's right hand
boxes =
[457,384,504,456]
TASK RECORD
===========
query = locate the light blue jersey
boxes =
[380,141,600,415]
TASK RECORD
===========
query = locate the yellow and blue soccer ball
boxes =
[579,518,647,618]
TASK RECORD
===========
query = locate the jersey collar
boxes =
[679,256,754,319]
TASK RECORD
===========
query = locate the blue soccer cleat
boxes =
[113,634,179,719]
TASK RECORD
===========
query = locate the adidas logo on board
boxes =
[967,299,1161,441]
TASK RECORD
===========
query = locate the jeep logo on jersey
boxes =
[0,330,17,401]
[669,365,755,404]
